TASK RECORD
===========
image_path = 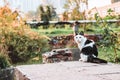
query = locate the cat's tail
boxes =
[88,56,107,64]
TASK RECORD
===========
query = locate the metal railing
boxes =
[26,20,120,28]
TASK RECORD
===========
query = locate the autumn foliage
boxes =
[0,5,49,66]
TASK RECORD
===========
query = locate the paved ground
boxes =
[16,61,120,80]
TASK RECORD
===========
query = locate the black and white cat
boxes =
[74,32,107,63]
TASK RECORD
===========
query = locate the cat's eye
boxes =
[79,37,81,38]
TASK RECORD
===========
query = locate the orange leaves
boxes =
[0,6,21,27]
[0,5,50,64]
[0,6,11,17]
[0,5,47,44]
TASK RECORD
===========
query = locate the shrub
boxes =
[0,53,11,69]
[0,5,50,64]
[6,32,48,63]
[94,11,120,63]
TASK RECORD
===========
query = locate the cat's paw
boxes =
[79,59,82,61]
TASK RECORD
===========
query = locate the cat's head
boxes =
[74,31,86,44]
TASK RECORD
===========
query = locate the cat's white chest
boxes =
[77,41,85,51]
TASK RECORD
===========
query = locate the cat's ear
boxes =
[79,31,84,35]
[75,32,78,35]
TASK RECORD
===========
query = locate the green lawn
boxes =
[31,24,120,63]
[33,28,73,36]
[32,24,120,36]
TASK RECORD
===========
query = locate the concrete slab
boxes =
[16,61,120,80]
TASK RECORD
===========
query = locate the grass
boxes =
[100,47,120,63]
[30,24,120,63]
[33,28,73,37]
[32,22,120,36]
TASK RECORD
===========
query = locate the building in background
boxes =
[58,0,112,21]
[85,1,120,19]
[111,0,120,3]
[1,0,119,20]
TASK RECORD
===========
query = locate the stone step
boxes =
[16,61,120,80]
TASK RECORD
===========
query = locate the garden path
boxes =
[16,61,120,80]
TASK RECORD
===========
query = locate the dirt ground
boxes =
[16,61,120,80]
